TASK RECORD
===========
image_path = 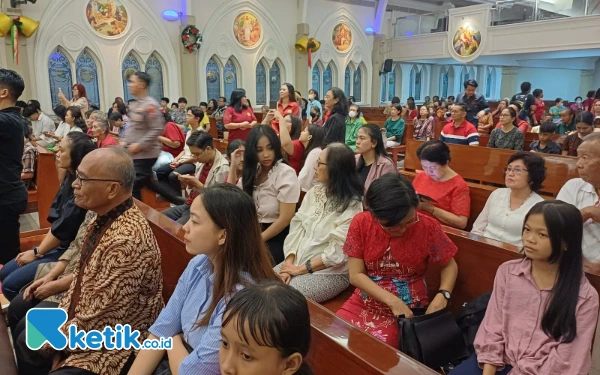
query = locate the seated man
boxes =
[557,133,600,263]
[163,130,229,224]
[21,124,38,189]
[439,103,479,146]
[23,103,55,146]
[15,147,163,375]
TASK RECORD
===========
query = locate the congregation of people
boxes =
[2,62,600,375]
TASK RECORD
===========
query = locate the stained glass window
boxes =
[344,66,351,97]
[224,58,238,101]
[486,68,494,98]
[415,68,422,101]
[49,48,73,109]
[323,63,333,96]
[441,72,449,98]
[388,68,396,101]
[206,57,221,101]
[380,73,387,103]
[256,62,267,105]
[353,68,362,102]
[145,53,164,102]
[75,49,100,109]
[122,52,140,102]
[312,65,321,93]
[460,66,469,88]
[409,66,415,98]
[269,61,281,104]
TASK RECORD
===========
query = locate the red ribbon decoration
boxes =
[307,39,317,68]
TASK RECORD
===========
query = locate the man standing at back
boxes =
[455,79,488,126]
[511,81,535,121]
[122,71,165,200]
[0,69,28,264]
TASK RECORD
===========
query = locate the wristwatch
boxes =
[305,259,314,274]
[33,247,44,259]
[437,289,451,301]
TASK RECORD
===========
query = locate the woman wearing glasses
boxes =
[471,152,545,247]
[337,174,458,347]
[487,107,525,151]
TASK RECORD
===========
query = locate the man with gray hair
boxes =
[557,132,600,263]
[15,147,163,375]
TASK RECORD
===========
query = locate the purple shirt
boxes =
[475,258,598,374]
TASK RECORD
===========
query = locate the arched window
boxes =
[224,58,238,101]
[485,67,495,99]
[75,49,100,109]
[409,65,416,98]
[256,61,267,105]
[414,67,422,101]
[312,65,321,93]
[206,57,221,101]
[269,61,281,103]
[440,66,449,98]
[388,67,396,101]
[460,66,469,87]
[344,66,351,97]
[48,48,73,109]
[380,73,387,103]
[122,52,141,102]
[353,67,362,102]
[145,53,164,102]
[323,63,333,95]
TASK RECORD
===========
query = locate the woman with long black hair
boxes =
[451,200,599,375]
[228,125,300,264]
[354,124,396,193]
[224,88,257,142]
[262,83,301,135]
[322,87,349,145]
[298,124,326,191]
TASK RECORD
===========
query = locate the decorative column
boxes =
[179,15,199,104]
[370,34,386,106]
[295,23,309,96]
[499,66,518,100]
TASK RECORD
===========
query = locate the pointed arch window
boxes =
[323,63,333,95]
[255,61,267,105]
[312,65,321,93]
[344,66,351,97]
[122,52,141,102]
[353,67,362,102]
[269,61,281,103]
[49,48,73,109]
[224,58,238,101]
[380,73,387,103]
[75,49,100,109]
[409,66,416,98]
[388,67,396,101]
[460,66,470,88]
[485,67,495,99]
[414,67,422,101]
[206,57,221,101]
[145,53,164,101]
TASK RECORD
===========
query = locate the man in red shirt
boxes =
[439,103,480,146]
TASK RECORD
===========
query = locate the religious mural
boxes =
[452,24,481,57]
[332,23,352,53]
[233,13,261,48]
[86,0,129,37]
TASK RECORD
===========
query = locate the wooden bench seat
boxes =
[32,145,60,229]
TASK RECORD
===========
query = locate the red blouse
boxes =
[412,172,471,219]
[97,134,119,148]
[271,101,301,134]
[287,140,305,174]
[223,106,257,141]
[407,109,419,120]
[162,121,185,157]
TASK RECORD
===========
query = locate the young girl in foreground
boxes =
[451,200,599,375]
[128,184,278,374]
[220,280,313,375]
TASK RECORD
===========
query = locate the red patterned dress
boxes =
[412,172,471,223]
[336,212,457,347]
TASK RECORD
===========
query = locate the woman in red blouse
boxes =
[411,140,471,229]
[262,83,300,134]
[274,113,303,174]
[337,174,458,347]
[91,118,118,148]
[223,88,257,142]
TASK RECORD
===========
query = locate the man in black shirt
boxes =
[511,81,536,121]
[455,79,488,126]
[0,69,28,264]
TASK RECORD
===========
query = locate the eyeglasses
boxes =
[499,114,511,117]
[504,167,528,175]
[378,213,420,230]
[74,170,123,186]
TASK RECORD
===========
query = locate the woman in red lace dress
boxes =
[337,174,458,347]
[411,140,471,229]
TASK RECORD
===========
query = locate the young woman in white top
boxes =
[471,152,546,247]
[297,124,326,192]
[229,125,300,265]
[275,143,364,303]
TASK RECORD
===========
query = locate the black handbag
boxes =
[398,307,469,369]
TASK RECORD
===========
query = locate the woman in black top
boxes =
[322,87,348,145]
[0,132,96,300]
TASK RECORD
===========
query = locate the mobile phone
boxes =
[418,194,437,203]
[269,101,277,110]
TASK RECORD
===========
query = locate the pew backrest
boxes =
[35,145,60,229]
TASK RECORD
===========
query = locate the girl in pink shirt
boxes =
[451,200,599,375]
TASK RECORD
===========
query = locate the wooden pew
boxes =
[479,132,563,151]
[34,145,60,229]
[401,139,578,230]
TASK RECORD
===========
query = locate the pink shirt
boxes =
[475,258,598,374]
[237,161,300,223]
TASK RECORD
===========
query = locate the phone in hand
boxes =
[418,194,437,203]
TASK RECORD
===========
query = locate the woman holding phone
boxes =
[58,84,89,113]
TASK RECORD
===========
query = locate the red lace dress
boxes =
[412,172,471,223]
[336,212,457,347]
